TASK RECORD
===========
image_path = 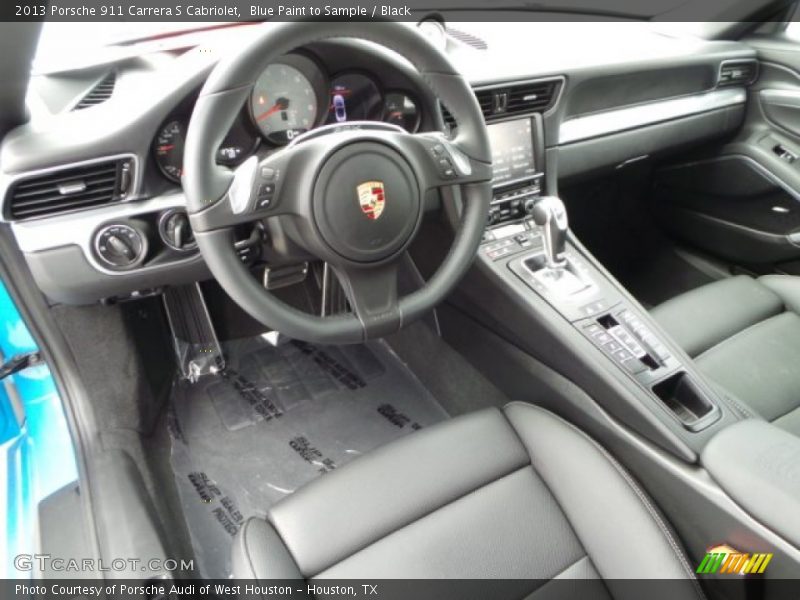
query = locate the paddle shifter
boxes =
[530,196,568,269]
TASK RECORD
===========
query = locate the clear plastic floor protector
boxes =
[167,337,448,579]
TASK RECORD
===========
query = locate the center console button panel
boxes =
[484,216,719,431]
[476,112,721,435]
[482,222,540,260]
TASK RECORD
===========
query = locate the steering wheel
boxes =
[184,21,492,344]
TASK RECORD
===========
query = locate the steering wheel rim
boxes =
[184,21,492,344]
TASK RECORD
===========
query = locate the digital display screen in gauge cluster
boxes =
[327,73,383,124]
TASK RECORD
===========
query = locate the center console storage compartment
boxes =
[702,420,800,549]
[651,371,716,430]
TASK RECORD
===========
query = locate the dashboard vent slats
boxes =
[718,61,758,87]
[440,103,457,137]
[440,78,562,135]
[475,79,561,120]
[7,159,133,220]
[74,71,117,110]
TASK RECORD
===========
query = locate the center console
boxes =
[444,110,800,583]
[477,114,722,434]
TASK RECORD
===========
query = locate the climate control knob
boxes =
[94,223,147,269]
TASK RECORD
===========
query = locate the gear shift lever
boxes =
[530,196,568,268]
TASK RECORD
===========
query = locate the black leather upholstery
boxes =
[652,275,800,435]
[233,404,702,596]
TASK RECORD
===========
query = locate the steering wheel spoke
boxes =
[190,150,297,232]
[408,132,493,191]
[333,261,401,339]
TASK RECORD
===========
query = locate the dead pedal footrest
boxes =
[163,283,224,382]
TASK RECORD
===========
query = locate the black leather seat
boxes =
[232,403,702,595]
[652,275,800,435]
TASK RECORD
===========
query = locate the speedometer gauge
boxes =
[251,64,318,145]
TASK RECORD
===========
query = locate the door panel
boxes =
[652,33,800,270]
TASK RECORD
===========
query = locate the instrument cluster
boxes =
[152,54,422,184]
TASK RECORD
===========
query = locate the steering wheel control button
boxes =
[260,167,277,180]
[427,139,472,181]
[94,223,147,270]
[257,182,276,205]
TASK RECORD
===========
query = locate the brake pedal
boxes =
[163,283,224,382]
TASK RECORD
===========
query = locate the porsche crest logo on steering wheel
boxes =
[357,181,386,220]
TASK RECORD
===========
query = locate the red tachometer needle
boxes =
[157,144,175,152]
[256,104,282,122]
[256,97,290,122]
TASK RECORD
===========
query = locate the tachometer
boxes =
[153,120,185,182]
[153,115,259,183]
[251,64,318,145]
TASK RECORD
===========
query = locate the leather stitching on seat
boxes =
[708,382,758,420]
[593,445,706,599]
[240,519,261,580]
[504,403,705,599]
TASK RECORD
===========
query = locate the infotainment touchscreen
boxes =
[487,118,537,187]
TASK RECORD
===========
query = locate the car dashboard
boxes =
[0,21,757,304]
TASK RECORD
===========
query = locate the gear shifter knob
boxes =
[531,196,568,268]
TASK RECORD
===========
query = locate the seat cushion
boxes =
[651,275,800,435]
[649,275,783,358]
[233,405,701,596]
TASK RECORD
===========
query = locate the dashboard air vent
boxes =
[440,103,458,137]
[439,78,562,135]
[718,61,758,87]
[447,27,488,50]
[475,79,561,120]
[74,71,117,110]
[7,158,133,220]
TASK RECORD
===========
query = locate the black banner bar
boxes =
[5,578,800,600]
[2,0,799,22]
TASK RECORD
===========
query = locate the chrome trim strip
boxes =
[0,153,141,224]
[558,88,747,145]
[10,192,200,277]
